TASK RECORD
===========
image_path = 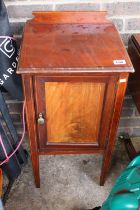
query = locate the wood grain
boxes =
[45,82,105,143]
[32,11,109,24]
[18,11,133,73]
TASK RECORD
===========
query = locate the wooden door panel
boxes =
[34,75,117,150]
[45,82,105,143]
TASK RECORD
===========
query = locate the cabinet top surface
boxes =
[18,11,133,74]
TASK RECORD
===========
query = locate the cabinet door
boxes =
[34,76,117,150]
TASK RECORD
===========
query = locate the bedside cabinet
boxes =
[128,34,140,113]
[18,11,134,188]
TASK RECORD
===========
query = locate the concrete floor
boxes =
[4,137,140,210]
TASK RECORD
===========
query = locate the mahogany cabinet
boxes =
[128,34,140,113]
[18,11,134,188]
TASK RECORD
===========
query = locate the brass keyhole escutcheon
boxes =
[37,113,45,125]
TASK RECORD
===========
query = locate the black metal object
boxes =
[0,90,28,203]
[2,181,14,205]
[87,207,101,210]
[119,134,139,160]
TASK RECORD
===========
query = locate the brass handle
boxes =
[37,113,45,125]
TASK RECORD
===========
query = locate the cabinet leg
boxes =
[31,152,40,188]
[100,151,112,186]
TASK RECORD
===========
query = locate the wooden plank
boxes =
[32,11,109,24]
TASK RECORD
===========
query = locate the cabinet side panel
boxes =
[45,82,105,143]
[100,73,129,185]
